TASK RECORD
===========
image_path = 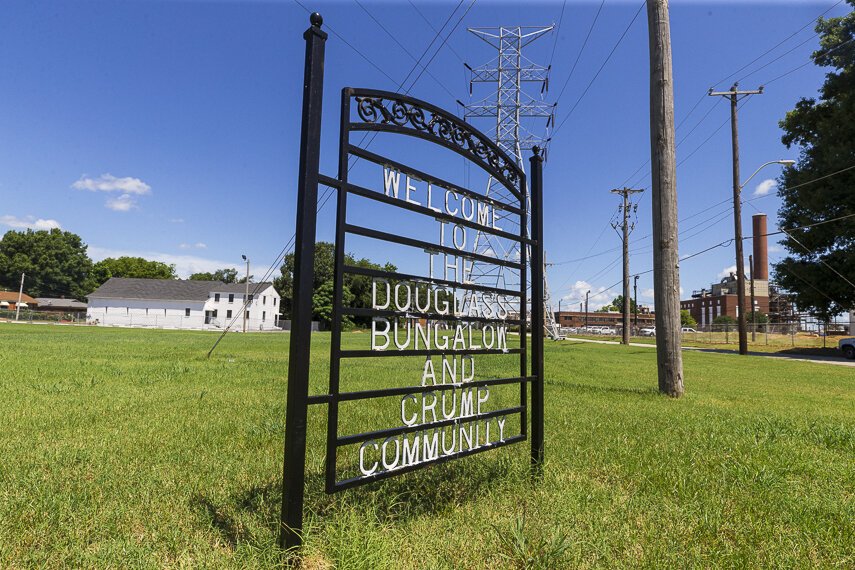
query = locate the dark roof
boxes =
[87,278,274,301]
[212,282,275,293]
[34,298,87,310]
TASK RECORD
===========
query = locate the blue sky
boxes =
[0,0,848,307]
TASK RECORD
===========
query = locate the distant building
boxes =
[681,213,794,326]
[86,278,281,331]
[0,291,37,311]
[33,297,87,317]
[554,309,655,329]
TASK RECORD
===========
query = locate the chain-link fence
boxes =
[0,309,88,324]
[562,318,850,351]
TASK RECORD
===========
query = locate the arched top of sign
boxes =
[347,87,523,201]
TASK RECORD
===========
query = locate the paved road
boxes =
[563,336,855,368]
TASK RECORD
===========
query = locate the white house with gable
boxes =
[87,277,281,331]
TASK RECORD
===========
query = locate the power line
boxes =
[292,0,397,84]
[551,1,644,138]
[711,0,844,88]
[211,2,475,355]
[617,1,847,190]
[552,0,605,105]
[547,0,568,72]
[763,36,855,87]
[355,0,457,99]
[407,0,467,66]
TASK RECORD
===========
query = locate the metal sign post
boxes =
[279,12,326,551]
[280,13,545,552]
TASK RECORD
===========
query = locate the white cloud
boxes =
[72,174,151,195]
[753,178,777,197]
[89,246,250,279]
[768,244,784,254]
[718,265,737,279]
[73,173,151,212]
[105,194,136,211]
[641,288,655,300]
[561,280,618,311]
[169,218,184,223]
[179,242,208,250]
[0,214,61,230]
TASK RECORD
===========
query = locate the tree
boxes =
[747,311,769,325]
[775,2,855,320]
[599,295,637,314]
[0,229,95,299]
[275,242,396,325]
[189,268,238,283]
[92,256,177,286]
[713,315,736,326]
[680,310,697,328]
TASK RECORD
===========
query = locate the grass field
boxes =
[1,323,852,569]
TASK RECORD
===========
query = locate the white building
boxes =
[87,278,281,331]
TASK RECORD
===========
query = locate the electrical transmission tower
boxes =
[463,25,562,339]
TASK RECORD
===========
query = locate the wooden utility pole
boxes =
[15,272,25,321]
[647,0,684,397]
[633,274,639,329]
[611,187,643,345]
[708,83,762,355]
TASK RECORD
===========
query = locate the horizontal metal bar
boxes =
[339,376,535,402]
[332,433,526,492]
[308,375,534,406]
[340,348,522,358]
[347,146,522,214]
[318,173,341,188]
[337,406,524,447]
[338,179,530,245]
[343,265,523,298]
[346,224,523,270]
[341,307,521,325]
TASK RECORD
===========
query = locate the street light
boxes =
[732,159,795,355]
[584,290,591,331]
[242,254,250,333]
[740,159,795,190]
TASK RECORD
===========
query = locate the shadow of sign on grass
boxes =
[191,452,525,549]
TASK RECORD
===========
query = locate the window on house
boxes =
[213,309,218,317]
[246,311,250,320]
[263,296,266,305]
[215,293,220,302]
[228,294,234,303]
[262,311,266,321]
[248,294,254,302]
[185,308,191,317]
[227,310,232,319]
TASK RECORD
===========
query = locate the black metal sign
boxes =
[280,13,544,550]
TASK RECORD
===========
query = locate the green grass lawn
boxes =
[0,324,852,569]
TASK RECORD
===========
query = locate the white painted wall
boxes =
[87,284,282,331]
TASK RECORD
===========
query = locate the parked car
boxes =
[640,327,656,336]
[681,327,698,333]
[600,327,617,335]
[839,337,855,359]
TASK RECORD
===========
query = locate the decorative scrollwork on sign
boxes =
[354,95,521,194]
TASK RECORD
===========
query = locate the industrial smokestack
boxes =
[752,213,768,280]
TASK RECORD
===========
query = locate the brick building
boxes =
[681,213,771,326]
[554,309,655,329]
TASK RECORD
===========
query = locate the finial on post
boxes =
[532,145,541,157]
[310,12,323,28]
